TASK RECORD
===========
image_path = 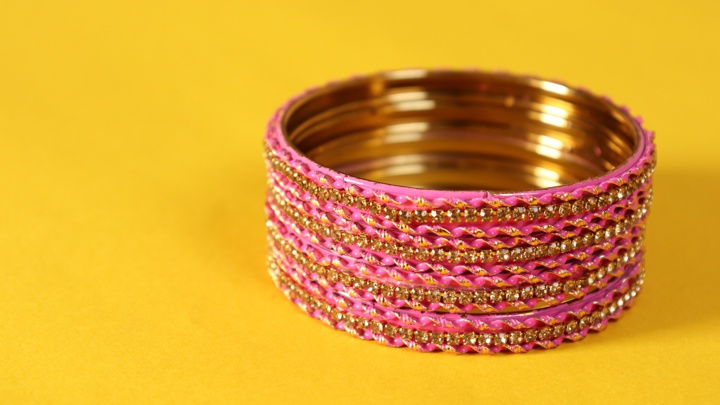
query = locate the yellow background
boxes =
[1,1,718,403]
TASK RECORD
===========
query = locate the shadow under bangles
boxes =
[263,68,656,353]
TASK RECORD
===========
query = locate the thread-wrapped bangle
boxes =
[263,68,655,353]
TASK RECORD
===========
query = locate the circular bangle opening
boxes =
[281,69,640,192]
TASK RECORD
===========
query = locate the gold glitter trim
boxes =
[264,145,655,225]
[268,190,651,264]
[268,231,642,313]
[268,261,644,352]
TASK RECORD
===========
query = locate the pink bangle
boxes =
[263,68,655,353]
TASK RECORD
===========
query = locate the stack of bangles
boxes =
[263,68,655,353]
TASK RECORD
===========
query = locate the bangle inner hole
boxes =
[282,70,639,192]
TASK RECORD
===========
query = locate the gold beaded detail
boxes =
[268,260,645,352]
[268,225,643,312]
[268,189,651,264]
[264,146,655,225]
[269,177,652,240]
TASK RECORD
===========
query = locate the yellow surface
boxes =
[1,1,718,403]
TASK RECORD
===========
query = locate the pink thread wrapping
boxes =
[270,244,643,330]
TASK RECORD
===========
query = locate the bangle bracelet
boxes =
[263,68,655,353]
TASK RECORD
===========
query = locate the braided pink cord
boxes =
[268,166,652,241]
[263,68,655,353]
[269,221,643,290]
[270,244,644,330]
[268,233,644,313]
[267,205,647,282]
[270,267,642,353]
